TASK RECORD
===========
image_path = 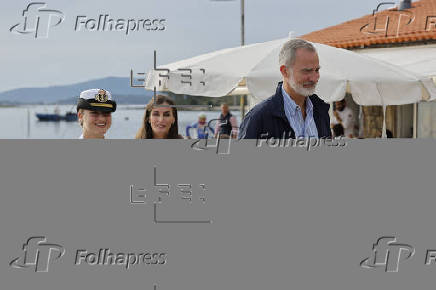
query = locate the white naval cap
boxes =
[77,88,117,112]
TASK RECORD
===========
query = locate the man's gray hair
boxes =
[279,39,317,68]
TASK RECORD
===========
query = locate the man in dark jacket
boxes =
[238,39,331,140]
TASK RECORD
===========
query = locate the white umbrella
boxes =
[356,44,436,100]
[145,37,436,106]
[356,45,436,79]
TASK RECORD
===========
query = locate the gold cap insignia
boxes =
[95,89,108,102]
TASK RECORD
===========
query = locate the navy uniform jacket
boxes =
[238,82,332,139]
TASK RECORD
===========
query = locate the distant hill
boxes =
[0,77,153,104]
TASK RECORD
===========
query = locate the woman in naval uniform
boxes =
[135,95,183,139]
[77,89,117,139]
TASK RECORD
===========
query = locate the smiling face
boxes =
[149,102,175,138]
[78,109,112,138]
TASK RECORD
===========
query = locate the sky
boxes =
[0,0,398,93]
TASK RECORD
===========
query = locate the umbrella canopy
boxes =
[145,37,436,105]
[356,44,436,87]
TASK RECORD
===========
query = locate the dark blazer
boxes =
[238,82,331,139]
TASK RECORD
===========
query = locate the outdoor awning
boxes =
[356,44,436,97]
[145,38,436,105]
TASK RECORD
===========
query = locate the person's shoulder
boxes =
[177,134,185,139]
[245,94,276,119]
[309,94,330,111]
[239,92,279,139]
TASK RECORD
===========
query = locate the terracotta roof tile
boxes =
[301,0,436,48]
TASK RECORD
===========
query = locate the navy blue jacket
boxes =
[238,82,331,139]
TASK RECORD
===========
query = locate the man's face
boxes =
[79,110,112,137]
[221,104,229,115]
[286,48,320,97]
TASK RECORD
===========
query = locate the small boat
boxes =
[63,112,78,121]
[36,111,78,122]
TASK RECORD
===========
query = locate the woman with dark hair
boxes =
[135,95,183,139]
